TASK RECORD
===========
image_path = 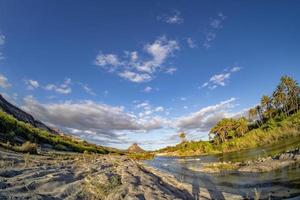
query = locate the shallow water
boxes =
[145,137,300,199]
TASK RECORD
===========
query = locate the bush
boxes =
[18,141,38,154]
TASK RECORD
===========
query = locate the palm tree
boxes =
[235,118,249,137]
[272,84,286,114]
[179,132,186,143]
[280,76,299,114]
[261,95,273,119]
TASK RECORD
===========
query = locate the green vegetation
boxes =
[0,141,38,154]
[0,110,111,154]
[209,118,248,144]
[159,76,300,156]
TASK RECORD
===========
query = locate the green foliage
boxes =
[0,110,110,154]
[159,111,300,156]
[0,141,38,154]
[209,118,248,144]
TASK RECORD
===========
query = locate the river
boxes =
[145,137,300,199]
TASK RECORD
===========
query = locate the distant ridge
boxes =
[0,94,58,135]
[127,143,145,153]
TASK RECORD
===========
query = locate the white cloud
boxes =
[95,36,179,83]
[175,98,236,131]
[79,83,96,96]
[203,12,226,49]
[231,66,241,72]
[143,86,152,93]
[119,71,152,83]
[201,66,241,89]
[95,52,121,70]
[45,78,72,94]
[165,67,177,74]
[135,101,166,118]
[155,106,164,112]
[158,10,184,24]
[25,79,39,90]
[187,37,197,48]
[0,74,11,89]
[21,97,167,145]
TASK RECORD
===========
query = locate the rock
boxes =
[279,153,292,160]
[127,143,145,153]
[294,154,300,161]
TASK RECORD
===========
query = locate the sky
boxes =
[0,0,299,150]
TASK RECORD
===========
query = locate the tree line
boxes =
[209,76,300,144]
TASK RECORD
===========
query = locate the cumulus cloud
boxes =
[203,12,226,49]
[134,101,166,118]
[45,78,72,94]
[175,98,236,131]
[25,79,39,90]
[95,52,122,72]
[119,71,152,83]
[21,97,167,145]
[201,66,241,89]
[157,10,184,24]
[95,36,179,83]
[0,74,11,89]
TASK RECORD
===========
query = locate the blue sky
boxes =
[0,0,299,150]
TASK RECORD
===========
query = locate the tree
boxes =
[209,118,249,144]
[280,76,300,115]
[179,132,186,143]
[272,84,286,113]
[261,95,273,119]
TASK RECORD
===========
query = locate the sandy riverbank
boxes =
[0,147,247,200]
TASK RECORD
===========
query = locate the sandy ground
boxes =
[0,148,244,200]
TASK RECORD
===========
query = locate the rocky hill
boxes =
[0,94,58,135]
[127,143,145,153]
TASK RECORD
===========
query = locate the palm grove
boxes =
[209,76,300,145]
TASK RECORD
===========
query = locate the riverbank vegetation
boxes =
[158,76,300,156]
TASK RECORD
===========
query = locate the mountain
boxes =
[0,94,58,135]
[127,143,145,153]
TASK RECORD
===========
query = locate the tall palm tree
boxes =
[280,75,299,114]
[261,95,273,119]
[272,84,286,113]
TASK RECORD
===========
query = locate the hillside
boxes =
[0,95,115,154]
[0,94,58,135]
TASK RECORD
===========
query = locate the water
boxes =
[145,137,300,199]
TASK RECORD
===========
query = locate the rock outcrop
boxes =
[127,143,145,153]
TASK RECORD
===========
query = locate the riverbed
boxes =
[145,137,300,199]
